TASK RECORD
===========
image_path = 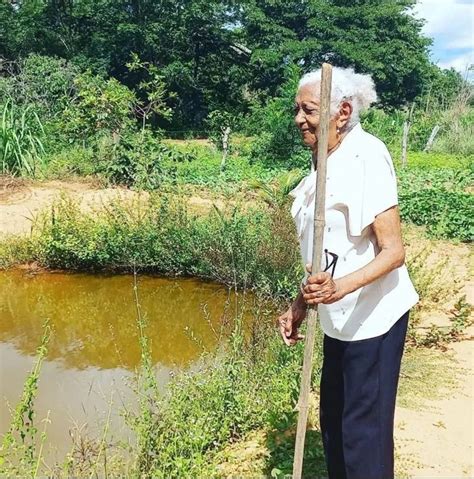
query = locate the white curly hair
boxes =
[298,67,378,129]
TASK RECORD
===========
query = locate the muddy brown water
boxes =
[0,270,263,462]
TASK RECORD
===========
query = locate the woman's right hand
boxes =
[277,294,307,346]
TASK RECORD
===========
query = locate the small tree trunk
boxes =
[401,120,410,167]
[424,124,440,152]
[220,126,231,172]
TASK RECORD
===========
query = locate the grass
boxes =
[1,100,45,176]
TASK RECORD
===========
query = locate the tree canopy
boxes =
[0,0,461,131]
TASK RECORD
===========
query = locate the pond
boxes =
[0,270,259,462]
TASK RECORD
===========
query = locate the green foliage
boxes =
[245,66,309,168]
[61,71,136,143]
[42,145,96,178]
[361,108,405,153]
[95,130,181,188]
[17,195,300,300]
[167,144,281,188]
[0,0,447,133]
[0,100,45,176]
[241,0,432,107]
[127,285,306,478]
[126,53,175,129]
[250,169,305,208]
[398,167,473,241]
[0,54,79,120]
[403,152,473,170]
[205,110,240,152]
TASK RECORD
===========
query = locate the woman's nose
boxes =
[295,110,306,128]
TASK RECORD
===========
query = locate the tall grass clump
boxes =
[0,100,45,176]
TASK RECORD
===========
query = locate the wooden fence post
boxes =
[424,124,440,152]
[220,126,231,172]
[401,120,410,167]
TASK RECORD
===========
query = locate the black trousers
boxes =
[320,312,409,479]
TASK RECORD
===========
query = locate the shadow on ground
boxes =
[265,427,327,478]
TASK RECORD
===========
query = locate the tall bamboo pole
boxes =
[292,62,332,479]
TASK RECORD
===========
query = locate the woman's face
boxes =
[294,83,341,151]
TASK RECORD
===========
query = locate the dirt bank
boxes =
[0,178,225,237]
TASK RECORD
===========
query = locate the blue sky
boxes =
[412,0,473,75]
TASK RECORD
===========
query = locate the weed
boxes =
[0,321,51,477]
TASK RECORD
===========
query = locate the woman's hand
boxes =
[302,264,347,305]
[278,295,307,346]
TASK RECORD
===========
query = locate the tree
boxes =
[240,0,433,107]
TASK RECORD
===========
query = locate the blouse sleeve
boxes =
[348,145,398,236]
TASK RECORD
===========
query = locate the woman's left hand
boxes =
[302,264,346,305]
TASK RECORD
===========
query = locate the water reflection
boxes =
[0,270,255,460]
[0,270,243,370]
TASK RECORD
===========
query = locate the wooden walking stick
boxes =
[292,62,333,479]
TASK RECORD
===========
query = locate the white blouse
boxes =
[289,123,419,341]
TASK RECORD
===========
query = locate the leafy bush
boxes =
[0,54,79,119]
[244,66,308,169]
[61,71,137,143]
[43,145,96,178]
[19,195,300,300]
[94,130,189,188]
[399,188,473,241]
[398,167,473,241]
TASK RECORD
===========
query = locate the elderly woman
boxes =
[278,67,419,479]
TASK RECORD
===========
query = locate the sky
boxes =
[412,0,473,75]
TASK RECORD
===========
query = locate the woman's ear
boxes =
[337,101,353,129]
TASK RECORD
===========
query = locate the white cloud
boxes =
[413,0,472,35]
[439,52,473,74]
[412,0,473,72]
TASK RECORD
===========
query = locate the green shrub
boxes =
[94,131,191,188]
[43,145,96,178]
[398,166,473,241]
[23,195,301,300]
[403,152,473,170]
[0,54,79,119]
[399,188,473,241]
[361,108,405,153]
[61,71,137,144]
[244,66,309,169]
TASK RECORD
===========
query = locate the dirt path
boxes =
[396,335,473,477]
[0,178,225,237]
[1,178,473,477]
